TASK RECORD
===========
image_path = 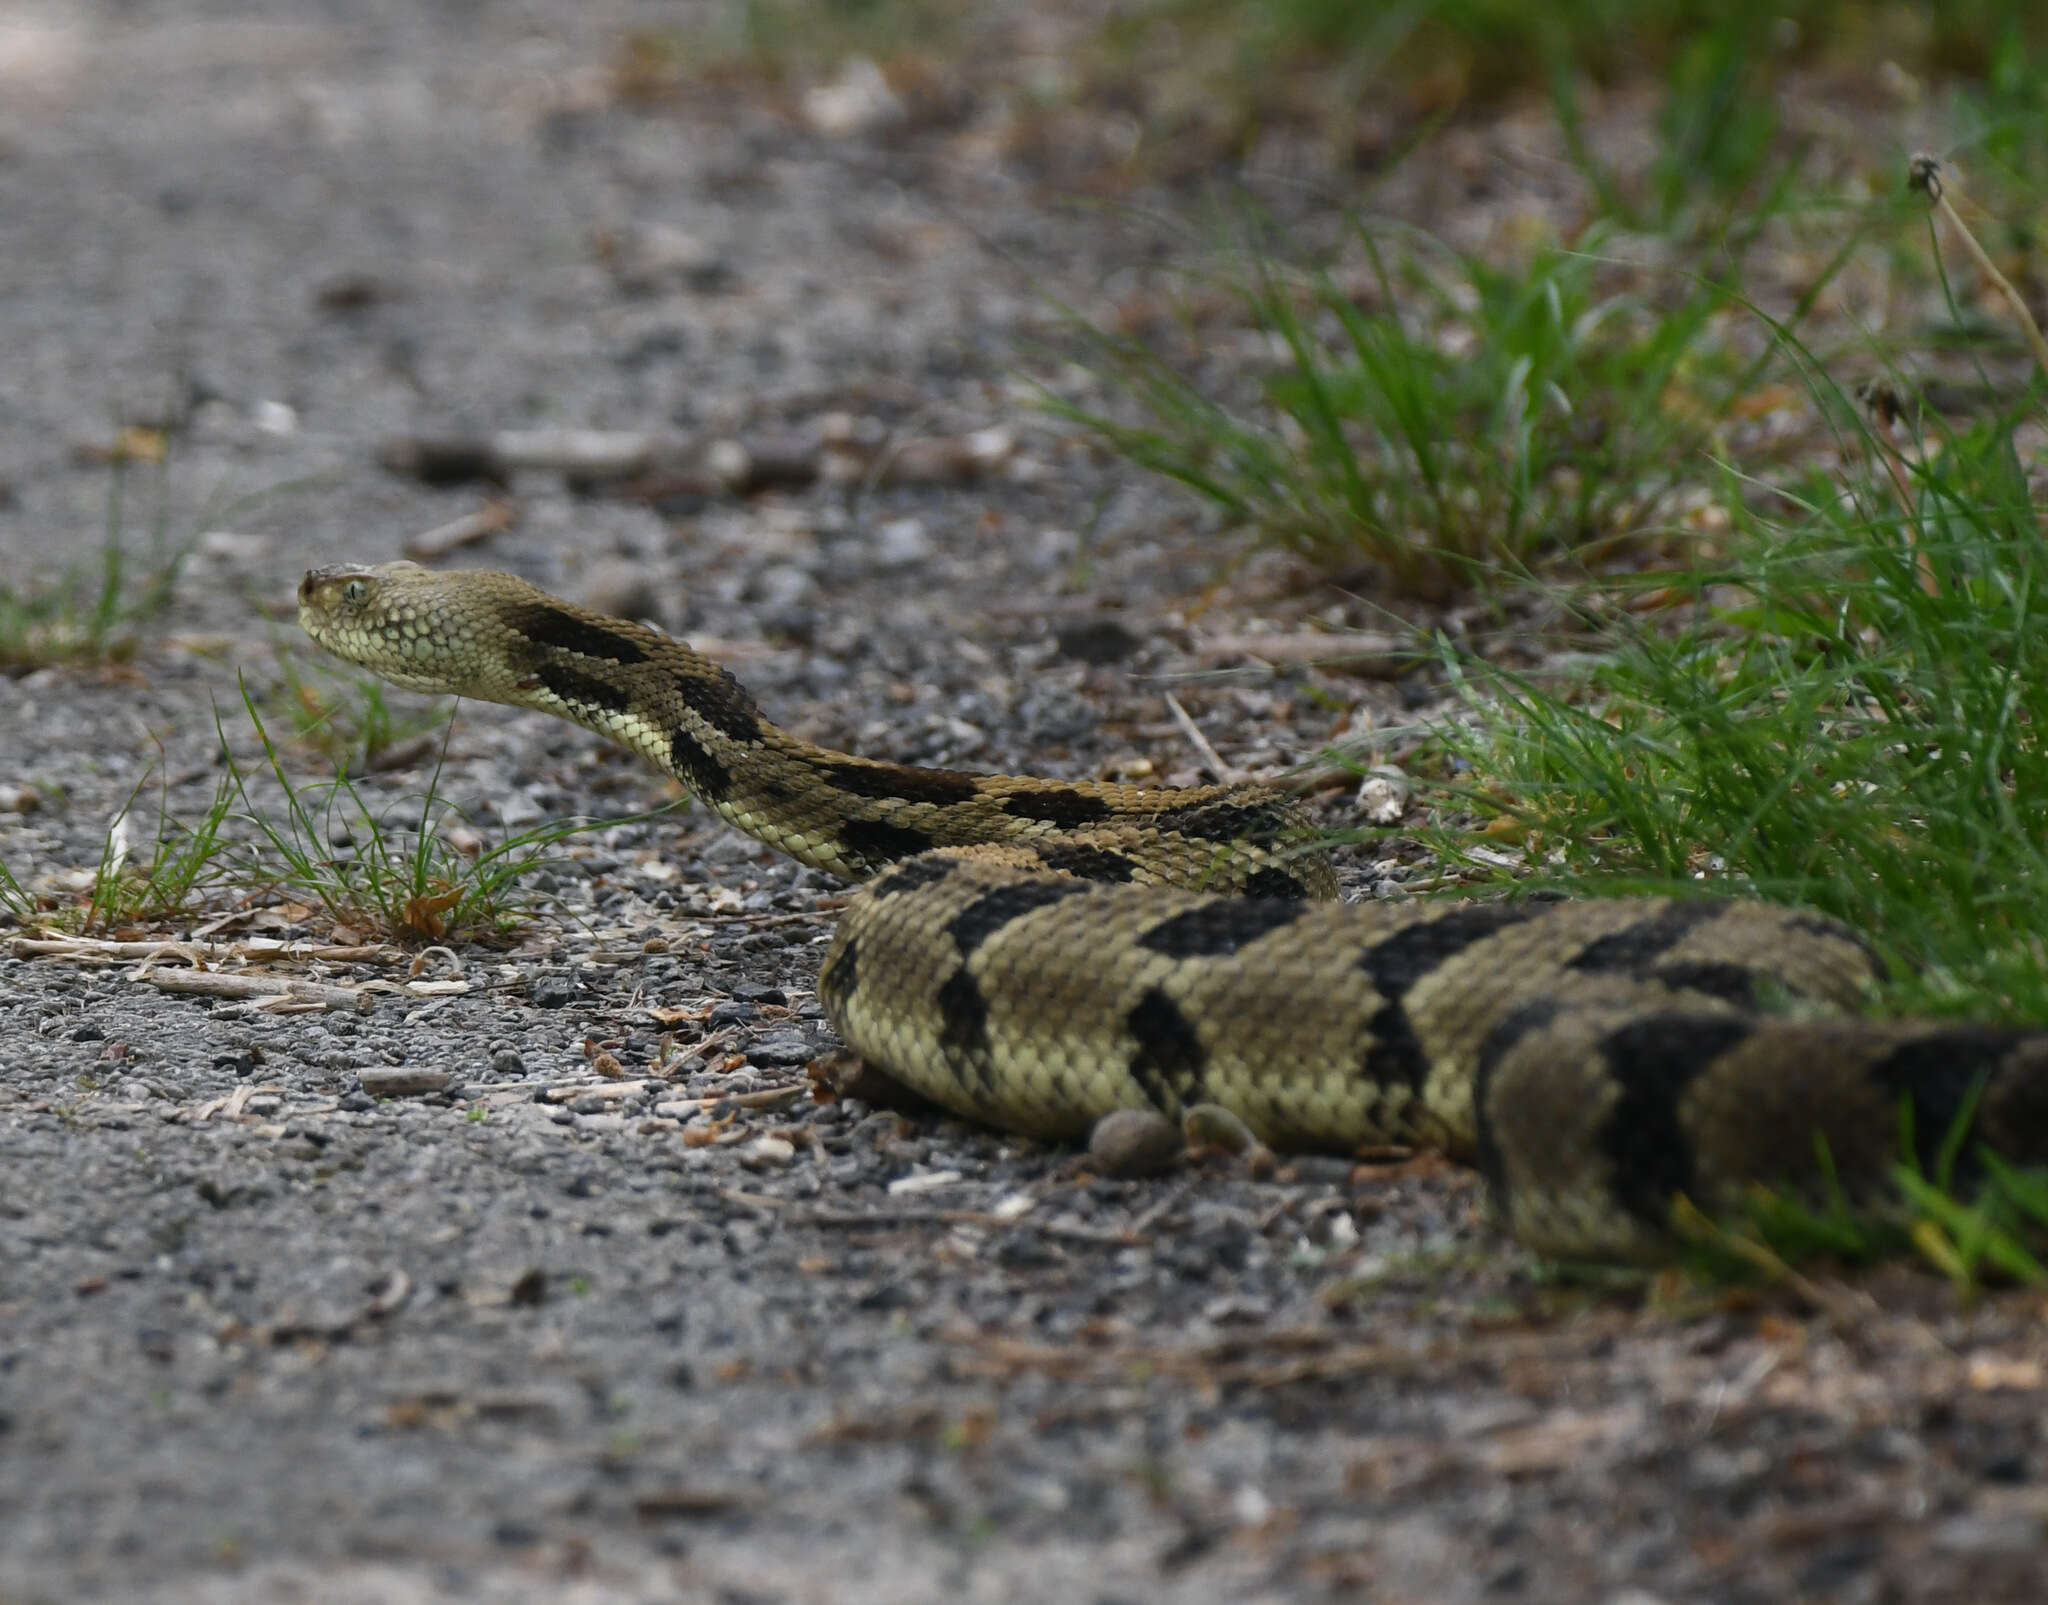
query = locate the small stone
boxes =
[507,1269,547,1307]
[1929,1511,2048,1555]
[1358,766,1412,826]
[1088,1110,1183,1178]
[491,1048,525,1076]
[244,1094,282,1117]
[251,399,298,436]
[802,57,903,138]
[1054,618,1142,665]
[746,1032,814,1067]
[605,223,728,296]
[1183,1103,1257,1154]
[358,1067,454,1099]
[992,1230,1059,1268]
[529,972,579,1009]
[872,517,933,567]
[577,559,668,627]
[338,1093,375,1113]
[752,563,817,611]
[741,1136,795,1170]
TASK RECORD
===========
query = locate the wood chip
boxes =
[887,1169,964,1195]
[651,1084,805,1119]
[1194,631,1407,671]
[633,1487,752,1519]
[401,498,520,560]
[358,1067,454,1098]
[142,970,373,1013]
[542,1079,654,1104]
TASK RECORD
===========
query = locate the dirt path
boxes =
[3,7,2046,1602]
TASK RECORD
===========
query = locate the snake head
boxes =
[298,560,509,697]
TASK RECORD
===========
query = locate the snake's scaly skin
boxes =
[300,562,2048,1261]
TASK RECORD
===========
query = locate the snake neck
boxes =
[499,628,1331,894]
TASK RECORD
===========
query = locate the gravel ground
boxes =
[4,6,2048,1603]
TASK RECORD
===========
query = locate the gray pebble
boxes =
[872,517,933,567]
[529,972,579,1009]
[746,1032,814,1067]
[1088,1109,1183,1178]
[1182,1103,1257,1154]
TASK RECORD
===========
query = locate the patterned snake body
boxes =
[300,563,2048,1261]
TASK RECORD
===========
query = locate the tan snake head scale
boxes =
[299,562,2048,1262]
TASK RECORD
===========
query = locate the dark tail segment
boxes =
[1477,1008,2048,1261]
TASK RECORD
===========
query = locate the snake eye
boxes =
[341,579,368,607]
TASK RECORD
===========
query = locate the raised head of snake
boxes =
[299,561,1334,896]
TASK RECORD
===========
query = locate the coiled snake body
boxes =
[300,563,2048,1261]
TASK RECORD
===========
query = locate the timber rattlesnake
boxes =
[299,562,2048,1261]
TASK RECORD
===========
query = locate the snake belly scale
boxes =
[299,562,2048,1262]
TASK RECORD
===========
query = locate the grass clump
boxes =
[1,677,613,947]
[77,772,244,932]
[1670,1116,2048,1303]
[224,681,607,945]
[1381,174,2048,1285]
[1434,389,2048,1024]
[1098,0,2048,163]
[0,457,193,673]
[1049,221,1759,595]
[0,854,31,922]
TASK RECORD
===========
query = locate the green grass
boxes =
[1097,0,2048,165]
[0,853,31,922]
[222,680,613,945]
[1669,1133,2048,1302]
[76,770,244,932]
[0,455,194,672]
[0,674,616,945]
[1428,384,2048,1023]
[1044,0,2048,592]
[1046,217,1778,594]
